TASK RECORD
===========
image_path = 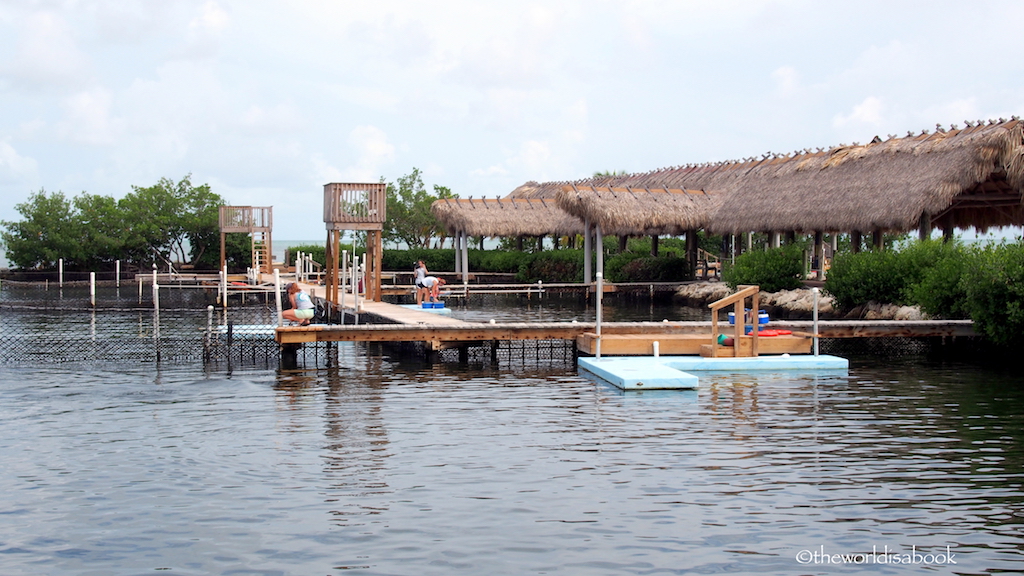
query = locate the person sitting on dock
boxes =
[283,282,315,326]
[421,276,446,302]
[414,260,429,305]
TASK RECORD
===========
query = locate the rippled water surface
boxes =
[3,356,1022,575]
[1,293,1023,574]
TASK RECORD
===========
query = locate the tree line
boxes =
[0,175,247,272]
[0,169,460,272]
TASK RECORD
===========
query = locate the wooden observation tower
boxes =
[324,183,387,302]
[219,206,274,274]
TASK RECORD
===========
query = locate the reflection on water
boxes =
[1,350,1022,575]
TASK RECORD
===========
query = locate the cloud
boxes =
[323,125,395,182]
[0,141,39,185]
[772,66,800,97]
[237,103,306,135]
[190,1,229,33]
[3,11,90,90]
[470,165,509,178]
[57,88,120,146]
[832,96,885,129]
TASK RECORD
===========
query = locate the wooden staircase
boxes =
[251,231,272,274]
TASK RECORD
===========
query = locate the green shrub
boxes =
[471,250,534,274]
[516,250,583,283]
[722,245,804,293]
[382,248,455,272]
[901,240,972,318]
[824,250,904,310]
[284,244,328,267]
[963,242,1024,346]
[616,256,690,282]
[603,251,644,282]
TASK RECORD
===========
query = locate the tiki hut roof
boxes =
[595,118,1024,234]
[431,197,584,237]
[555,185,722,236]
[505,180,569,199]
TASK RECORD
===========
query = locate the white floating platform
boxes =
[661,354,848,372]
[578,357,699,390]
[399,304,453,315]
[578,354,849,391]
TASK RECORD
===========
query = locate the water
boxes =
[1,298,1023,574]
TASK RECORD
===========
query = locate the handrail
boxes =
[698,248,719,263]
[707,285,760,358]
[709,285,758,311]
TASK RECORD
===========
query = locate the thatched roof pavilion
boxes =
[431,197,584,237]
[593,118,1023,236]
[555,185,722,236]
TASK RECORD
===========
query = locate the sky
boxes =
[1,0,1023,243]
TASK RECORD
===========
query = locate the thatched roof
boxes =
[555,185,721,236]
[594,118,1023,234]
[431,197,584,237]
[505,180,568,200]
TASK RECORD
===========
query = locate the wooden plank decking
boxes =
[272,278,979,355]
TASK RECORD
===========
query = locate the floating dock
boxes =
[578,354,849,390]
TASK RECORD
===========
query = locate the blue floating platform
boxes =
[400,304,453,315]
[661,354,848,372]
[578,354,848,391]
[578,357,699,390]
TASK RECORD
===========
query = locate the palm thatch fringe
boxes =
[431,197,584,237]
[585,118,1022,234]
[555,186,721,236]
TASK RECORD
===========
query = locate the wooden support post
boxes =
[650,235,659,257]
[919,212,932,241]
[873,228,884,251]
[686,229,698,279]
[813,231,823,279]
[583,218,592,284]
[851,231,862,253]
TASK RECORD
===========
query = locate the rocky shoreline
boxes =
[673,282,927,320]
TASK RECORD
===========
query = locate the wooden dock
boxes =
[275,292,977,355]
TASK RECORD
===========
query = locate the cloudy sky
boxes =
[1,0,1022,241]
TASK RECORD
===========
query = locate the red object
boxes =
[756,329,792,337]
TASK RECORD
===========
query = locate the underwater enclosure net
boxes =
[0,280,991,369]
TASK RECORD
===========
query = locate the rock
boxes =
[674,282,917,320]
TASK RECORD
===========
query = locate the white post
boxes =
[461,231,469,286]
[596,271,603,359]
[295,252,302,283]
[115,260,121,288]
[653,341,660,358]
[274,269,283,327]
[352,257,360,312]
[340,250,347,311]
[152,268,160,339]
[59,258,64,287]
[221,265,228,309]
[812,287,820,356]
[90,272,96,307]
